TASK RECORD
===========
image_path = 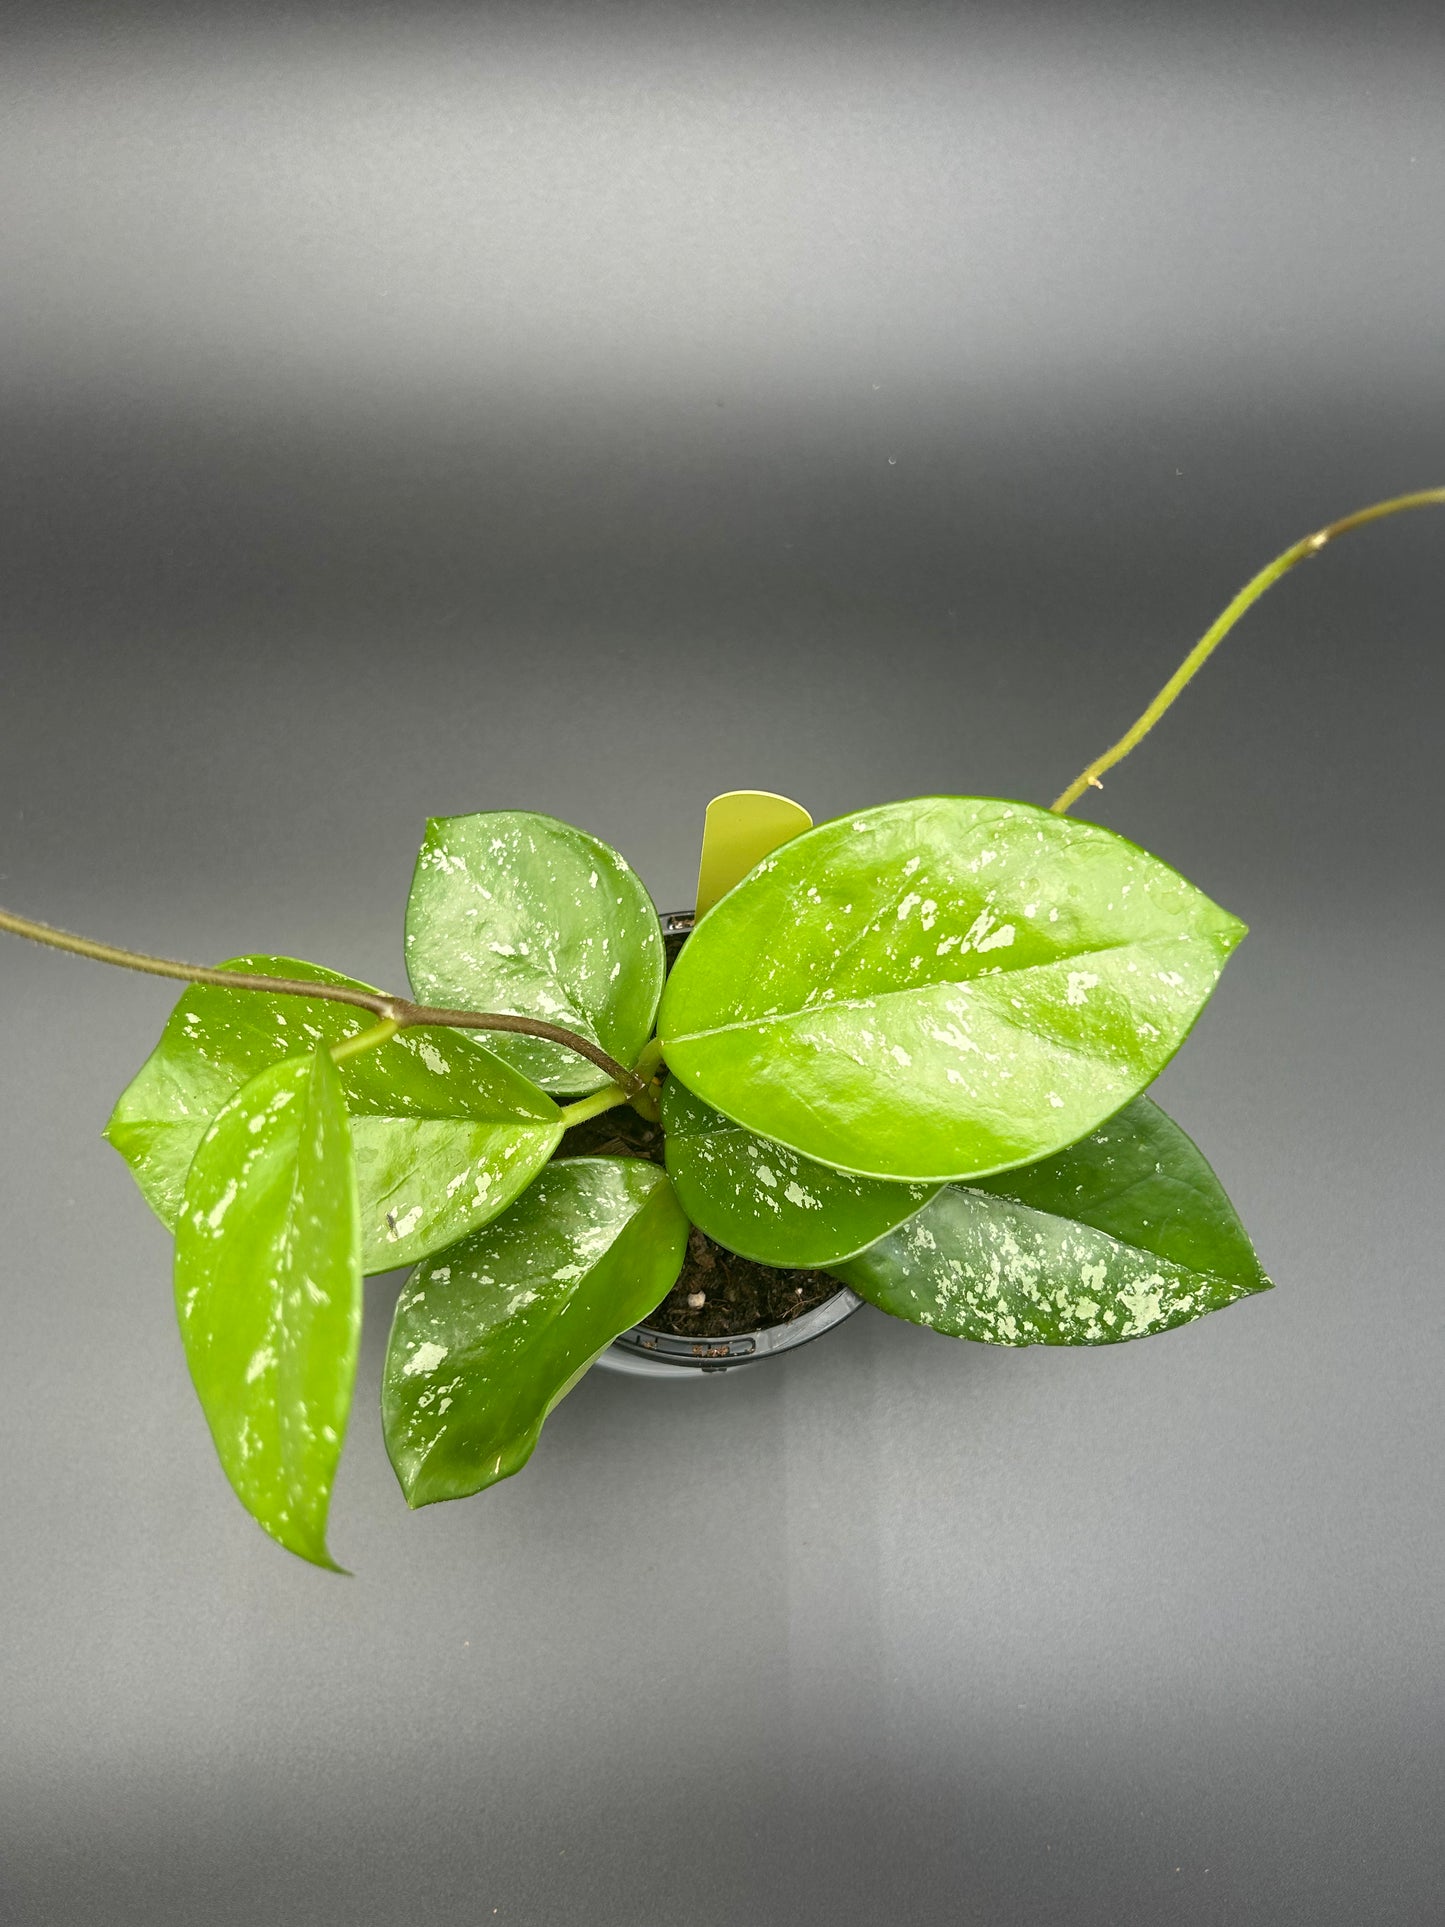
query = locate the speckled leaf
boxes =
[659,797,1245,1182]
[105,957,563,1271]
[404,811,664,1095]
[661,1074,940,1268]
[382,1158,688,1506]
[830,1096,1270,1345]
[174,1049,361,1569]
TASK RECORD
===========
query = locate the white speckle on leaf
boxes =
[387,1204,424,1242]
[1118,1278,1166,1334]
[404,1341,449,1377]
[206,1180,238,1231]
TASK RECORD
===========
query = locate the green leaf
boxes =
[404,810,664,1095]
[659,797,1246,1181]
[382,1158,688,1506]
[105,957,563,1271]
[830,1095,1270,1345]
[661,1073,940,1268]
[174,1049,362,1568]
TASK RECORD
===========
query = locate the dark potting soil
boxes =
[556,1099,840,1339]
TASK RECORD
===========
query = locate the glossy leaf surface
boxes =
[660,797,1245,1181]
[383,1158,688,1506]
[405,810,665,1094]
[174,1049,361,1568]
[831,1096,1269,1345]
[661,1074,939,1268]
[105,957,563,1271]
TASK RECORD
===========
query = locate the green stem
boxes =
[631,1038,665,1084]
[626,1036,666,1122]
[557,1083,632,1129]
[1051,486,1445,814]
[0,904,644,1095]
[329,1018,401,1065]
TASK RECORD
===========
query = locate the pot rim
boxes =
[602,1280,866,1375]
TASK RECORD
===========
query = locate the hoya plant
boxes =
[3,489,1438,1570]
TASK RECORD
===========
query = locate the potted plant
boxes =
[3,488,1438,1572]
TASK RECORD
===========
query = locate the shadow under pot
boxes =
[567,910,865,1377]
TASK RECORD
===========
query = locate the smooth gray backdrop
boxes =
[2,5,1442,1923]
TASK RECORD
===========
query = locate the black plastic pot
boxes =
[595,910,867,1377]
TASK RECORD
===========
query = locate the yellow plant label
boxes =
[694,790,813,919]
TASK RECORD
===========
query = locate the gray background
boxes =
[2,4,1443,1922]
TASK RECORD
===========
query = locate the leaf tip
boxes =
[261,1518,351,1574]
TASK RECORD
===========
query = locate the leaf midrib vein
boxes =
[667,934,1189,1046]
